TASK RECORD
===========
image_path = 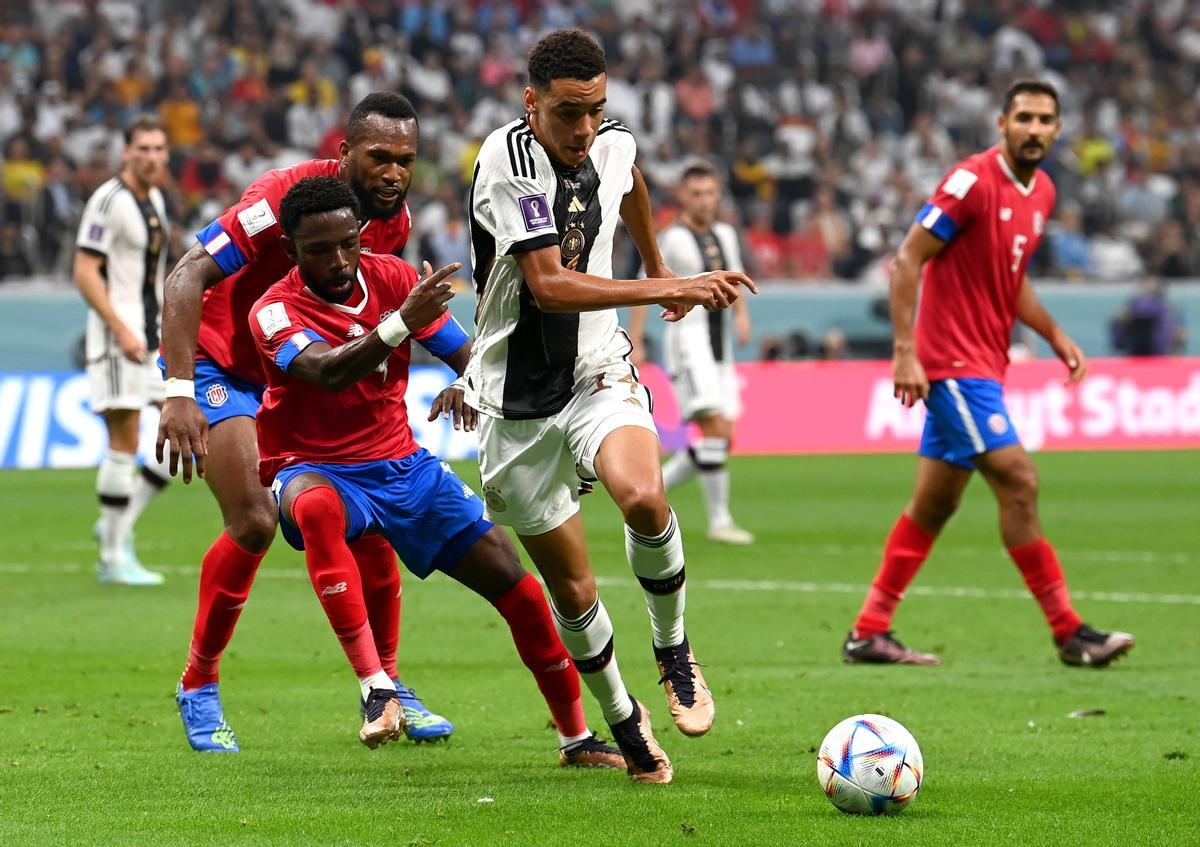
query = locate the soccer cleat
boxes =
[559,734,625,769]
[842,631,941,666]
[707,523,755,545]
[654,636,715,736]
[395,682,454,742]
[607,697,672,783]
[1057,624,1134,668]
[177,683,239,752]
[360,688,406,749]
[98,558,165,586]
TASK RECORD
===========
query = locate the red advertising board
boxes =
[641,358,1200,455]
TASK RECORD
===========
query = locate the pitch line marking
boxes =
[2,562,1198,606]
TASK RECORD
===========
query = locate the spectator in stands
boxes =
[1109,278,1187,356]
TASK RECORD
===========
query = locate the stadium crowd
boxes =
[1,0,1199,285]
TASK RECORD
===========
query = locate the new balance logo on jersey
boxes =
[347,323,365,338]
[321,582,348,597]
[544,658,571,672]
[999,207,1013,221]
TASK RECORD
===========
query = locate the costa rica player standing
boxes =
[156,94,451,750]
[842,80,1134,668]
[249,176,621,765]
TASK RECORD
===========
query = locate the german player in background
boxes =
[156,94,451,751]
[461,30,755,783]
[630,162,755,545]
[73,116,172,586]
[249,176,622,766]
[842,80,1135,668]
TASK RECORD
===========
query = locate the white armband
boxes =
[377,311,411,347]
[164,378,195,399]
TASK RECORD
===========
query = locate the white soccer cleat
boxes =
[707,524,755,545]
[100,558,165,586]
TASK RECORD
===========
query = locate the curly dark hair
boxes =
[527,29,607,90]
[346,92,419,144]
[278,175,361,237]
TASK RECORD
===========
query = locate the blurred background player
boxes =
[156,93,452,751]
[250,176,621,765]
[464,30,755,783]
[842,81,1135,669]
[631,162,754,545]
[73,116,172,586]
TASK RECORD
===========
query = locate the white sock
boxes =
[625,509,686,649]
[358,670,395,701]
[692,437,733,529]
[126,451,171,528]
[661,450,696,490]
[96,450,136,566]
[558,729,593,749]
[551,598,633,725]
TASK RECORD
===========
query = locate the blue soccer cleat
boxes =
[177,683,239,752]
[359,680,453,743]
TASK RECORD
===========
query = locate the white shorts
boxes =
[87,355,165,413]
[478,360,658,535]
[669,355,741,422]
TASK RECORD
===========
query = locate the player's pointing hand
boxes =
[401,261,460,331]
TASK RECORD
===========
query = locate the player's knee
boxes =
[1001,466,1039,515]
[546,573,598,620]
[227,506,278,553]
[689,436,729,471]
[618,482,670,533]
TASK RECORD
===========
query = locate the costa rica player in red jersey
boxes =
[156,94,452,751]
[248,175,622,763]
[842,81,1134,669]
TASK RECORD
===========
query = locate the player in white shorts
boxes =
[73,116,173,585]
[631,162,754,544]
[440,30,754,784]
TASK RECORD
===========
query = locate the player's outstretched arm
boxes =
[287,262,459,392]
[156,243,228,483]
[889,223,946,408]
[515,247,755,315]
[1015,275,1087,385]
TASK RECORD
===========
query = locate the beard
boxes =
[349,179,408,221]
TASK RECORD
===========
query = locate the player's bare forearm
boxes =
[889,224,945,352]
[1015,275,1060,342]
[162,244,225,379]
[73,251,124,332]
[516,247,755,313]
[442,340,472,377]
[289,336,395,392]
[620,166,668,276]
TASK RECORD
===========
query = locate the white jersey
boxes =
[660,220,744,366]
[465,116,637,420]
[77,176,169,362]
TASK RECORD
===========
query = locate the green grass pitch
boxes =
[1,452,1196,845]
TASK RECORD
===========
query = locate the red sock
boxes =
[853,514,935,637]
[181,532,266,691]
[293,486,382,679]
[493,573,587,740]
[351,534,401,679]
[1007,538,1082,644]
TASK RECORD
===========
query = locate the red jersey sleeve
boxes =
[249,296,330,374]
[914,163,986,244]
[195,172,288,278]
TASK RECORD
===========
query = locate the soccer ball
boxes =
[816,714,923,815]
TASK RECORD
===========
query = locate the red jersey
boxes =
[249,252,450,485]
[913,146,1056,382]
[195,159,411,386]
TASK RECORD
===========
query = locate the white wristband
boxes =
[164,378,195,399]
[378,311,411,347]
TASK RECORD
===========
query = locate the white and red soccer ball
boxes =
[817,714,923,815]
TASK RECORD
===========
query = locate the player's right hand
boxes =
[401,261,460,331]
[427,382,478,432]
[670,271,758,313]
[156,397,209,483]
[114,323,148,364]
[892,351,929,408]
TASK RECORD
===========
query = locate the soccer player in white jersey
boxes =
[631,162,754,545]
[73,116,172,585]
[452,29,755,783]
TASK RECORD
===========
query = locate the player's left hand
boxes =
[428,383,477,432]
[1051,332,1088,385]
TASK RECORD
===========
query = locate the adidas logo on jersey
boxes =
[347,323,365,338]
[567,194,586,213]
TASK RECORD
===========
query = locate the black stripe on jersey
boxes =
[688,228,730,362]
[506,123,538,179]
[505,124,523,177]
[96,179,123,215]
[133,193,165,350]
[468,162,496,299]
[520,129,537,179]
[596,119,631,137]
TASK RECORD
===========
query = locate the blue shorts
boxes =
[919,378,1021,469]
[271,448,492,579]
[158,356,264,428]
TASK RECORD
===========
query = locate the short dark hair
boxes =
[1002,80,1059,116]
[279,176,360,237]
[680,161,718,183]
[528,29,607,90]
[346,92,418,144]
[125,115,166,145]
